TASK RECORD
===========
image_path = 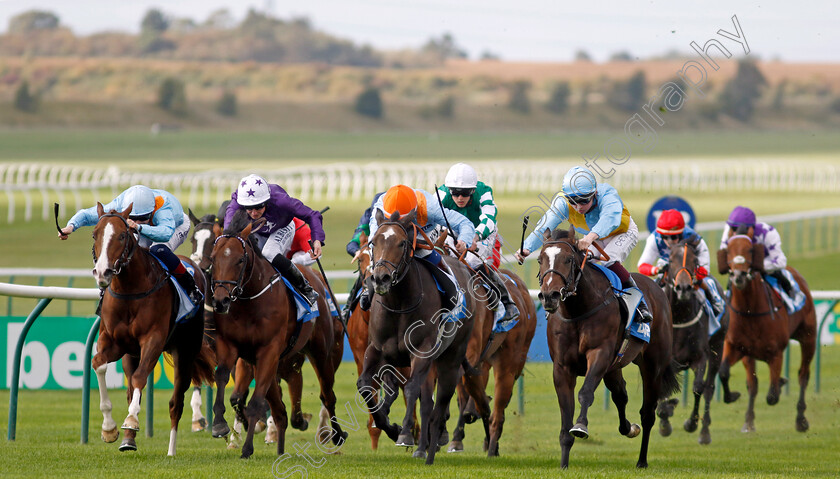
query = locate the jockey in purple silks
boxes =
[719,205,793,296]
[224,174,324,306]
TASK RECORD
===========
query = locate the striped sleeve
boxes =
[474,186,498,240]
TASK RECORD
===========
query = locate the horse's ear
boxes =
[542,228,552,241]
[374,208,385,225]
[716,249,729,274]
[389,210,400,222]
[435,228,448,248]
[96,202,105,217]
[568,224,576,241]
[241,217,266,239]
[402,208,417,225]
[121,203,133,219]
[188,208,200,226]
[213,222,223,237]
[747,226,755,239]
[751,244,765,273]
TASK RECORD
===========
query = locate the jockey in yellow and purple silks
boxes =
[514,166,652,322]
[359,184,476,311]
[59,185,203,303]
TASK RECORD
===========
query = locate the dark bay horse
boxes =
[209,218,346,458]
[448,267,537,456]
[537,227,680,469]
[656,241,729,445]
[717,228,816,433]
[346,232,418,449]
[358,209,475,465]
[90,204,215,455]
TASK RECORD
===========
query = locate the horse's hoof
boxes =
[412,449,426,459]
[699,431,711,445]
[796,417,809,432]
[683,419,698,433]
[488,444,499,457]
[659,421,672,437]
[291,413,312,431]
[101,427,119,443]
[724,392,741,404]
[438,430,449,447]
[121,416,140,431]
[463,412,479,424]
[192,417,207,432]
[265,423,278,444]
[570,424,589,439]
[227,440,239,450]
[254,419,267,434]
[385,424,401,442]
[447,441,464,453]
[779,377,788,387]
[396,434,415,447]
[212,422,230,438]
[741,423,755,433]
[118,437,137,452]
[626,424,641,438]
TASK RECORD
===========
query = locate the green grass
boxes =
[1,347,839,478]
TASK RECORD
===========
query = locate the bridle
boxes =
[726,235,759,282]
[92,213,139,276]
[670,243,696,289]
[191,220,217,274]
[725,235,777,317]
[538,239,586,301]
[370,220,433,288]
[210,234,255,302]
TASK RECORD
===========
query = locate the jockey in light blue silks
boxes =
[515,166,653,322]
[637,209,726,320]
[59,185,202,302]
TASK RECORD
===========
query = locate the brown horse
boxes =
[208,217,346,458]
[346,231,418,449]
[448,267,537,456]
[656,241,729,445]
[537,227,680,469]
[716,227,816,433]
[90,204,215,455]
[358,209,475,465]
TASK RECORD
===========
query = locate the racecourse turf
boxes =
[1,347,839,478]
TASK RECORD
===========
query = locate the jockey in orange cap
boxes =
[637,209,725,319]
[359,184,476,311]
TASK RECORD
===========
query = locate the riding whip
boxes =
[518,215,529,265]
[308,239,346,329]
[53,203,63,235]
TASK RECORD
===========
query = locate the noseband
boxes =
[210,234,254,301]
[671,245,695,288]
[539,239,585,301]
[92,213,138,276]
[371,221,433,288]
[726,235,758,282]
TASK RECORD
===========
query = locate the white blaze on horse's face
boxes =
[190,228,212,263]
[93,223,115,287]
[381,228,396,241]
[543,246,562,286]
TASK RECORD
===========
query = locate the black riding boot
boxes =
[271,255,319,307]
[174,270,204,304]
[770,269,794,297]
[479,265,520,324]
[343,274,364,318]
[359,276,373,312]
[150,244,203,304]
[624,275,653,323]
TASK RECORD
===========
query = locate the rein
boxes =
[538,239,585,301]
[554,286,617,323]
[211,234,257,301]
[370,221,435,315]
[92,213,139,277]
[725,236,778,318]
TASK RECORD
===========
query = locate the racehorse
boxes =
[656,241,729,445]
[716,226,816,433]
[346,232,418,449]
[358,209,475,465]
[208,215,347,458]
[448,267,537,456]
[188,207,336,441]
[537,227,680,469]
[90,204,215,455]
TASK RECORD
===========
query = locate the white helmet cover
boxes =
[237,174,271,206]
[123,185,156,217]
[444,163,478,189]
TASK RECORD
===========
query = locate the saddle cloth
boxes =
[152,257,202,324]
[590,263,651,343]
[764,270,807,314]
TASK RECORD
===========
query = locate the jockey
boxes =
[59,185,202,303]
[637,209,725,318]
[439,163,519,324]
[359,184,476,311]
[224,174,323,306]
[515,166,653,322]
[342,191,384,319]
[719,205,793,296]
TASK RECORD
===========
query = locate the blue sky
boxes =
[0,0,837,62]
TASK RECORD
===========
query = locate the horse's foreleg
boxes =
[92,333,122,444]
[719,341,743,403]
[603,369,636,438]
[266,379,287,455]
[460,368,491,452]
[167,350,194,457]
[356,345,399,441]
[487,368,515,457]
[424,362,460,465]
[121,335,164,442]
[309,356,347,447]
[766,353,784,406]
[190,387,207,432]
[699,354,720,445]
[241,354,278,459]
[742,356,757,433]
[413,373,435,460]
[400,356,433,447]
[231,359,253,437]
[685,360,705,434]
[284,362,310,431]
[211,342,235,438]
[553,362,577,469]
[447,381,469,453]
[794,329,815,433]
[572,348,610,438]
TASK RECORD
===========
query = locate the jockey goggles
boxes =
[566,193,595,205]
[449,187,475,198]
[243,201,268,211]
[129,212,153,222]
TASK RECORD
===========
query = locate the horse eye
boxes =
[119,232,126,240]
[237,258,245,265]
[399,240,407,248]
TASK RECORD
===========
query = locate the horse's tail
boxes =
[191,340,217,386]
[659,359,682,400]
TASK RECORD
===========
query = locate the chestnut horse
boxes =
[537,227,680,469]
[346,232,418,449]
[717,227,816,433]
[358,209,475,465]
[208,217,347,458]
[448,267,537,456]
[90,204,215,455]
[656,241,729,445]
